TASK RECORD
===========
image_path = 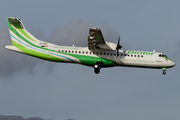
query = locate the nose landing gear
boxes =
[162,68,166,75]
[163,71,166,75]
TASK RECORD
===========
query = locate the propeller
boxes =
[116,35,122,56]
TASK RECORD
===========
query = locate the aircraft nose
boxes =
[172,61,176,66]
[170,61,176,67]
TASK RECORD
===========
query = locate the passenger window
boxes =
[159,54,162,57]
[121,54,123,56]
[138,55,140,57]
[111,53,113,56]
[82,51,84,54]
[65,50,67,52]
[75,51,77,53]
[62,50,64,52]
[100,53,102,55]
[104,53,106,55]
[86,52,88,54]
[89,52,91,54]
[79,51,81,53]
[114,53,116,56]
[69,51,70,53]
[93,52,95,54]
[72,51,74,53]
[134,55,136,57]
[141,55,143,57]
[124,54,126,56]
[127,54,129,57]
[107,53,109,55]
[96,52,99,55]
[131,55,133,57]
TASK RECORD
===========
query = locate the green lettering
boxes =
[128,51,134,54]
[128,51,154,55]
[146,52,150,55]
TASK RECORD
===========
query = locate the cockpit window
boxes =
[159,54,168,58]
[164,55,168,58]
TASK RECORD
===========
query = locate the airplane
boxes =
[5,17,175,75]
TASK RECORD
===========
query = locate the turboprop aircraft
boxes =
[5,17,175,75]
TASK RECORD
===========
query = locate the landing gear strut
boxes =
[162,68,166,75]
[94,62,102,74]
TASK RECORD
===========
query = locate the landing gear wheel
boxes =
[94,69,100,74]
[94,62,102,74]
[163,71,166,75]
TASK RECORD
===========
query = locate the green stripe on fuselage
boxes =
[12,40,65,62]
[163,57,174,63]
[61,53,116,67]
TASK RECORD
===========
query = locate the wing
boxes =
[88,28,105,50]
[88,28,117,51]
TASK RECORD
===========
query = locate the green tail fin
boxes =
[7,17,40,46]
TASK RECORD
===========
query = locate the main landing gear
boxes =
[162,68,166,75]
[94,62,102,74]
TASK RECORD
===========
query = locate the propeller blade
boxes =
[116,35,122,50]
[116,35,122,57]
[118,35,120,47]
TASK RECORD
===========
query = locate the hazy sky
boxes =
[0,0,180,120]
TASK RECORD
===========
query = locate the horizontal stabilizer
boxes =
[4,45,23,53]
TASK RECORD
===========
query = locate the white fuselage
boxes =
[45,44,175,69]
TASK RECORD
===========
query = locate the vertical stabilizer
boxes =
[7,17,41,46]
